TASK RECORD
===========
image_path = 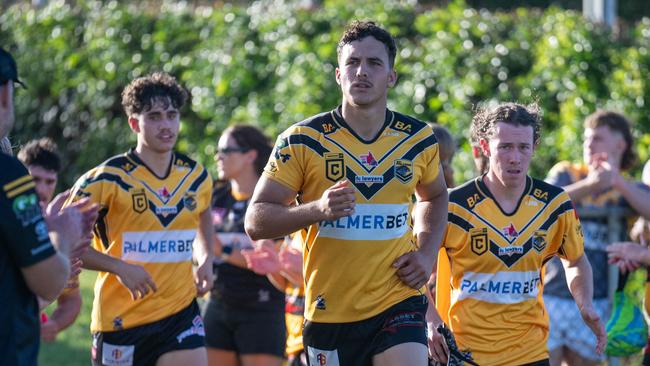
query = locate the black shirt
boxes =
[0,153,56,366]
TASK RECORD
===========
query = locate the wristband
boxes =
[221,245,233,261]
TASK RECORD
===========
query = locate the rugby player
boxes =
[245,21,448,366]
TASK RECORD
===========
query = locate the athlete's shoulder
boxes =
[448,177,483,208]
[172,151,199,171]
[0,153,29,185]
[530,176,567,203]
[289,110,337,135]
[88,152,133,175]
[389,111,432,138]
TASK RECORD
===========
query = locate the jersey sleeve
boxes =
[195,166,213,213]
[418,131,441,186]
[65,168,109,208]
[263,129,305,192]
[0,156,56,267]
[555,197,585,261]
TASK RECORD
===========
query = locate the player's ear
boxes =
[245,148,258,165]
[128,116,140,133]
[479,138,491,157]
[335,67,342,86]
[387,69,397,88]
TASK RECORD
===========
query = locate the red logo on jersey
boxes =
[360,151,378,168]
[317,353,327,365]
[157,186,170,199]
[502,223,519,241]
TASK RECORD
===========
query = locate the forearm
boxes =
[414,196,447,258]
[48,231,72,258]
[81,247,123,274]
[563,179,594,202]
[563,255,595,310]
[266,272,287,292]
[195,209,215,264]
[245,201,323,240]
[615,178,650,219]
[49,289,82,332]
[223,249,249,269]
[22,253,70,302]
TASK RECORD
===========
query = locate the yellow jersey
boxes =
[438,176,584,365]
[264,107,440,323]
[69,149,211,332]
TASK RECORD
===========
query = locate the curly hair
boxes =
[121,72,188,116]
[470,102,541,147]
[17,137,61,172]
[584,110,638,172]
[337,21,397,67]
[223,124,272,177]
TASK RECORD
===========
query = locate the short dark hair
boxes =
[17,137,61,172]
[337,21,397,67]
[223,124,272,177]
[471,102,541,147]
[584,110,637,171]
[428,123,455,160]
[121,72,188,117]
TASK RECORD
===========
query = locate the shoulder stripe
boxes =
[3,174,32,191]
[401,135,437,161]
[449,212,474,232]
[189,168,209,192]
[6,181,36,198]
[288,134,328,156]
[86,172,133,192]
[539,200,574,231]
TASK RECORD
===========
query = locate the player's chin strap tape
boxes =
[429,323,480,366]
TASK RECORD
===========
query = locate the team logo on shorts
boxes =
[184,193,197,211]
[533,230,547,252]
[307,347,340,366]
[131,189,148,214]
[393,159,413,183]
[324,153,345,182]
[470,228,488,256]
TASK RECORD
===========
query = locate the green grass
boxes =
[39,270,95,366]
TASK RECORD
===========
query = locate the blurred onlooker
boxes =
[18,138,83,343]
[429,123,456,188]
[543,110,650,366]
[0,47,94,366]
[1,136,12,154]
[204,124,285,366]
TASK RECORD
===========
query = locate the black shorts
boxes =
[303,295,428,366]
[91,300,205,366]
[203,298,286,357]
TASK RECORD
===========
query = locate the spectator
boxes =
[543,110,650,366]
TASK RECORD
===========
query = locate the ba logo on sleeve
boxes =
[131,189,148,213]
[393,159,413,183]
[470,228,488,255]
[324,153,345,182]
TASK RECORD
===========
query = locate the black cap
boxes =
[0,48,26,88]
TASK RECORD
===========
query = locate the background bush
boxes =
[1,0,649,186]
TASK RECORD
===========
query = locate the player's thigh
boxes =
[240,354,284,366]
[548,346,564,366]
[206,348,239,366]
[156,347,207,366]
[563,347,601,366]
[372,342,428,366]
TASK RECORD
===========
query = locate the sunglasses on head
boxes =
[217,146,250,155]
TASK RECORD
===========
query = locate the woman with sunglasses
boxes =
[203,125,285,366]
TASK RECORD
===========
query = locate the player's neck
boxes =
[134,145,173,178]
[341,101,386,141]
[230,168,258,199]
[483,172,526,213]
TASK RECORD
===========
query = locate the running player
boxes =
[18,138,83,342]
[428,102,607,365]
[68,72,214,366]
[245,21,448,365]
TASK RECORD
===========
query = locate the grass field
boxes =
[39,270,95,366]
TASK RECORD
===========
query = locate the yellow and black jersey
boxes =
[69,149,211,332]
[264,106,440,323]
[437,175,584,365]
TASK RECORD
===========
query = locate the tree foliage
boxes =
[1,0,649,186]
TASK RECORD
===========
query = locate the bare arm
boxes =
[81,247,157,300]
[245,176,355,240]
[21,254,70,302]
[194,209,215,296]
[614,177,650,219]
[394,170,448,289]
[561,254,607,354]
[41,288,82,342]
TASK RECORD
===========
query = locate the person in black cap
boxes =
[0,47,96,366]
